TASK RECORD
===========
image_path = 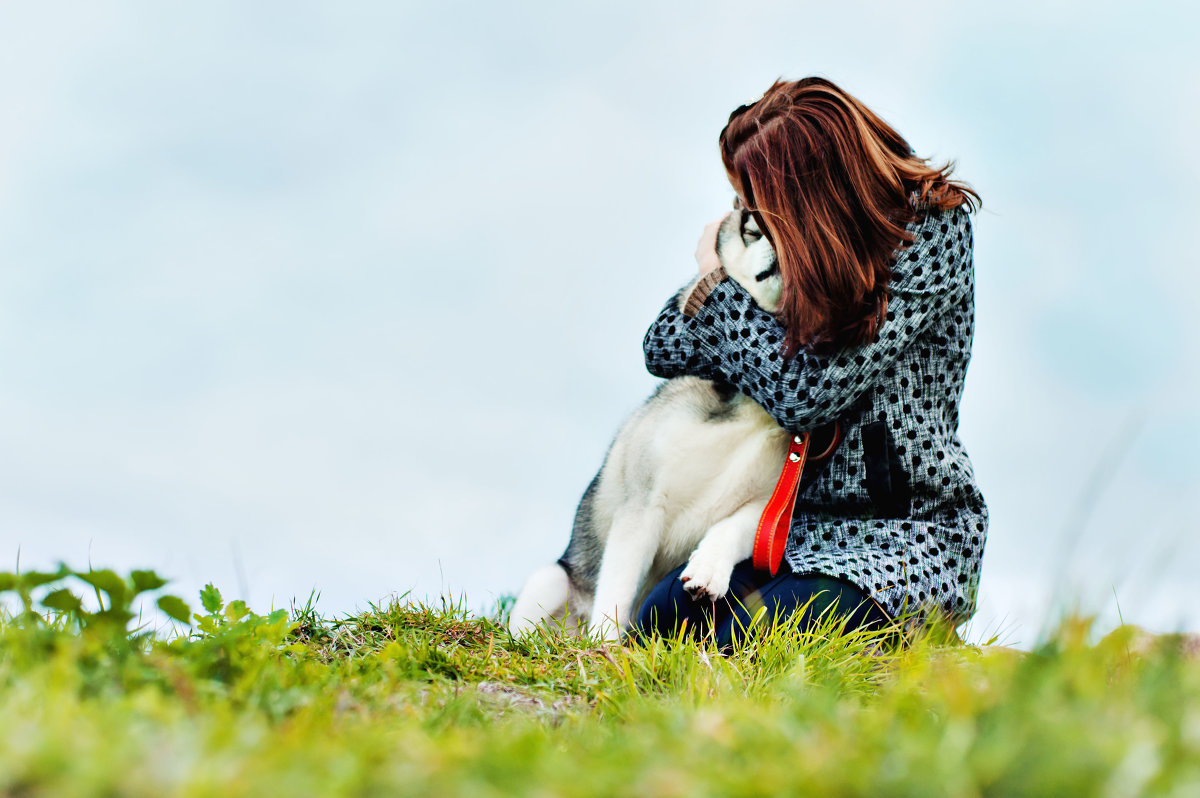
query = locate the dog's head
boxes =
[715,207,782,313]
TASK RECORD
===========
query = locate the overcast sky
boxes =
[1,1,1196,646]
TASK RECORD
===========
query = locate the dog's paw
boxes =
[679,550,734,603]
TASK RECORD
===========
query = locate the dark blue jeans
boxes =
[631,558,892,651]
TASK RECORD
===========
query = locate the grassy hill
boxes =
[1,565,1198,797]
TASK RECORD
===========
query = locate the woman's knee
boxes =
[631,559,766,643]
[631,563,695,639]
[716,574,890,648]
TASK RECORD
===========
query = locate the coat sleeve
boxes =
[642,205,975,433]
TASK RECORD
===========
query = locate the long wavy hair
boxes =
[719,76,980,357]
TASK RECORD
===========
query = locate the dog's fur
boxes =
[509,209,787,640]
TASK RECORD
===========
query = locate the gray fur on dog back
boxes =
[557,471,602,595]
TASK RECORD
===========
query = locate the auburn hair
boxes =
[718,76,980,357]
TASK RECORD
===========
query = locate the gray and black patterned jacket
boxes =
[642,202,987,624]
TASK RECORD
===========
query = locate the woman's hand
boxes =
[695,213,730,277]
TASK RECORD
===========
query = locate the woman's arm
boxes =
[643,204,975,433]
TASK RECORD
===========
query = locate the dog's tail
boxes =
[508,562,572,636]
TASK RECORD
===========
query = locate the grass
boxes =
[1,565,1198,797]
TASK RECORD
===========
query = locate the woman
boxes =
[634,76,987,648]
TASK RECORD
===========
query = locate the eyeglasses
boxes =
[728,102,755,125]
[728,88,768,124]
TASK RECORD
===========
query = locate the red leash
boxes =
[752,423,841,576]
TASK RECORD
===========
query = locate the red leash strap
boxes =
[752,424,841,576]
[752,433,810,576]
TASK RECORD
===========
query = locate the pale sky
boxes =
[1,1,1197,646]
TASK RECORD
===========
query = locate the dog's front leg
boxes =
[680,502,766,602]
[589,506,664,642]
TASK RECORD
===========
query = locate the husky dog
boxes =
[509,208,792,641]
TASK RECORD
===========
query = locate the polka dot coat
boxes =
[642,203,987,625]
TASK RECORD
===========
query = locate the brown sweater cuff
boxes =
[682,265,729,317]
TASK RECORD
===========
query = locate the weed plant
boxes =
[0,565,1197,796]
